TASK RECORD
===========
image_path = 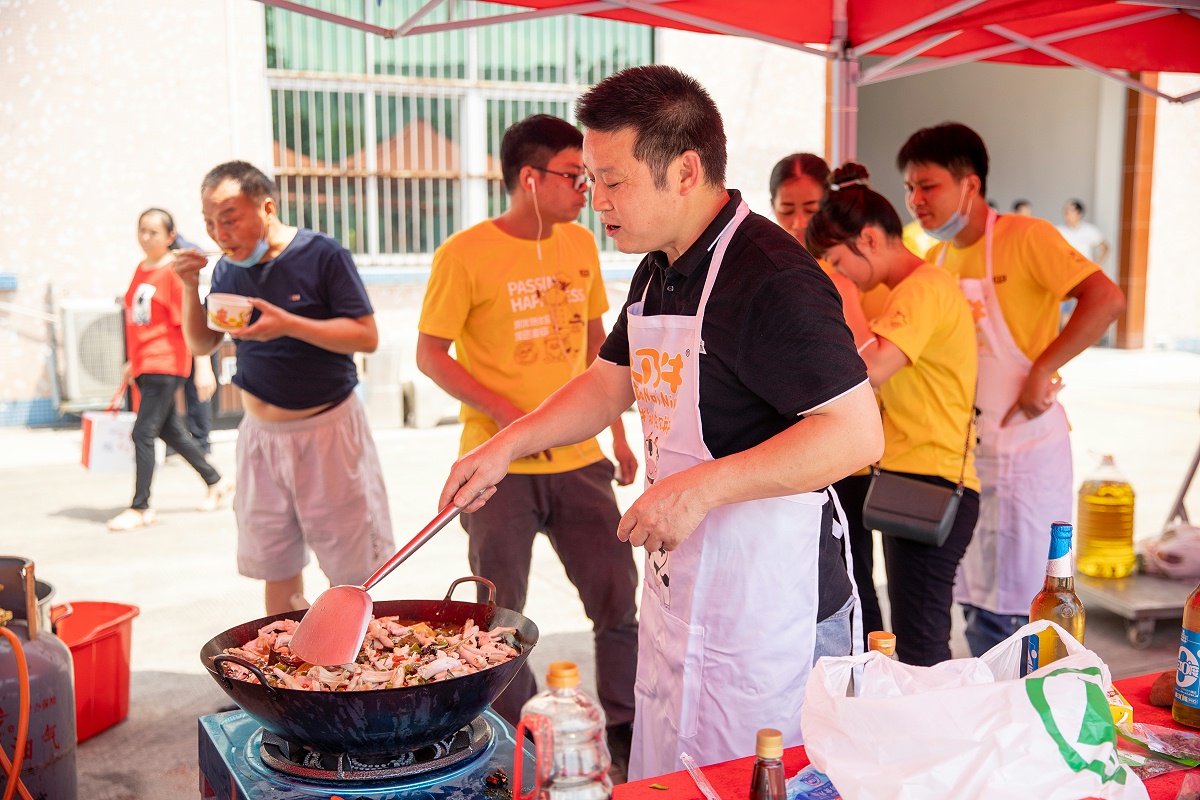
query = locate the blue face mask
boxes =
[924,183,973,242]
[224,236,269,269]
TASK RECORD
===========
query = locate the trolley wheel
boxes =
[1127,619,1155,650]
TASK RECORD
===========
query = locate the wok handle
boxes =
[445,576,497,606]
[362,502,465,592]
[212,654,281,700]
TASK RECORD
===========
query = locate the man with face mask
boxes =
[174,160,395,617]
[897,124,1126,655]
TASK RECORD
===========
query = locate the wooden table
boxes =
[615,671,1188,800]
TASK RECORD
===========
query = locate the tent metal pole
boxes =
[393,0,450,37]
[831,52,859,166]
[612,0,833,57]
[858,31,960,84]
[858,8,1177,85]
[853,0,988,56]
[404,0,671,36]
[985,24,1185,103]
[258,0,391,36]
[829,0,856,168]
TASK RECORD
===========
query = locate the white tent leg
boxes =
[831,51,859,167]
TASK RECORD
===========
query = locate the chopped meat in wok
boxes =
[219,617,521,691]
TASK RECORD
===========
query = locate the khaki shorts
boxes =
[233,393,394,586]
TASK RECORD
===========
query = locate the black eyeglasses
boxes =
[531,167,591,192]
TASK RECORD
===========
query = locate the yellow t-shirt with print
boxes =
[927,215,1099,363]
[419,220,609,475]
[871,264,980,491]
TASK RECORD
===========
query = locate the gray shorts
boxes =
[233,393,394,586]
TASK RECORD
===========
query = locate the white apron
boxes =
[626,201,858,780]
[950,210,1073,615]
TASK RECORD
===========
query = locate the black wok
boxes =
[200,576,538,756]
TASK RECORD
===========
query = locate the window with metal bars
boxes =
[265,0,653,263]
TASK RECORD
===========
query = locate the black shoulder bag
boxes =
[861,386,976,547]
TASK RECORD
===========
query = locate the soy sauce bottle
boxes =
[749,728,786,800]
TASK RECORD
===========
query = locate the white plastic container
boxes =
[514,661,613,800]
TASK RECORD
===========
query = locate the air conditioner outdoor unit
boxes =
[59,299,125,412]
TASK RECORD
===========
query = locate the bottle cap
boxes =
[756,728,783,759]
[546,661,581,688]
[1051,521,1073,539]
[867,631,896,656]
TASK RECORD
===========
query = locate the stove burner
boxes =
[260,715,493,781]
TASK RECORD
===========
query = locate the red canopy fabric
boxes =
[496,1,1200,75]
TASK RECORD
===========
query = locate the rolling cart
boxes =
[1073,438,1200,649]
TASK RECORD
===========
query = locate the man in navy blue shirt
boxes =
[175,161,395,616]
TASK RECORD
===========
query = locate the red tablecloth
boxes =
[615,671,1186,800]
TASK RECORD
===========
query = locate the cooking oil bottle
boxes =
[1173,582,1200,728]
[1029,521,1086,666]
[1075,454,1137,578]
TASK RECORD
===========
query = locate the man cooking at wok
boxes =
[439,65,883,781]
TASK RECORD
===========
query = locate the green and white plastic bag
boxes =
[800,620,1147,800]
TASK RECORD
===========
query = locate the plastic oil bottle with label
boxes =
[1075,454,1137,579]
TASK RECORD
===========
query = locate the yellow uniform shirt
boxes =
[902,219,938,260]
[928,215,1099,363]
[871,265,980,491]
[816,258,892,327]
[419,220,609,474]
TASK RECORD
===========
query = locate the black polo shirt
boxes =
[599,190,868,621]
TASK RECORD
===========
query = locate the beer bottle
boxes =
[867,631,896,659]
[1172,582,1200,728]
[1029,521,1086,666]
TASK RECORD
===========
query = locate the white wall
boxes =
[656,30,828,218]
[856,59,1122,265]
[1145,73,1200,351]
[0,0,271,406]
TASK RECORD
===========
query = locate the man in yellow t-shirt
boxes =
[898,123,1126,656]
[416,114,639,770]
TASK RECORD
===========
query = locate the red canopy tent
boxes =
[261,0,1200,164]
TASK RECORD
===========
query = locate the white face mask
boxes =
[924,182,973,242]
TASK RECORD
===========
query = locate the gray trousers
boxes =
[462,459,639,727]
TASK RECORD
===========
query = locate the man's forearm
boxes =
[285,315,377,354]
[1034,273,1125,378]
[182,291,224,357]
[493,360,635,461]
[417,344,523,425]
[690,381,883,508]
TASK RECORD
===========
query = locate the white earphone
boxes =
[527,176,536,192]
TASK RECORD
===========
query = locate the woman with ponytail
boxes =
[806,164,979,666]
[769,153,888,643]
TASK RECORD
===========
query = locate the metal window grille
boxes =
[266,0,653,262]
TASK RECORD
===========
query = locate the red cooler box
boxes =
[52,601,140,742]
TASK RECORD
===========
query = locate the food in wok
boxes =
[219,615,521,692]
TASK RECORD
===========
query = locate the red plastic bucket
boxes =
[52,601,140,742]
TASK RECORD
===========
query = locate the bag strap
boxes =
[106,384,127,413]
[954,380,978,492]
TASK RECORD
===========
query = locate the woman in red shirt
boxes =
[108,209,232,531]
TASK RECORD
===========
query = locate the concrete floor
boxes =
[1,346,1197,799]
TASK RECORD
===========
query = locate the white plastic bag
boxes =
[1141,522,1200,580]
[80,410,136,472]
[801,621,1147,800]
